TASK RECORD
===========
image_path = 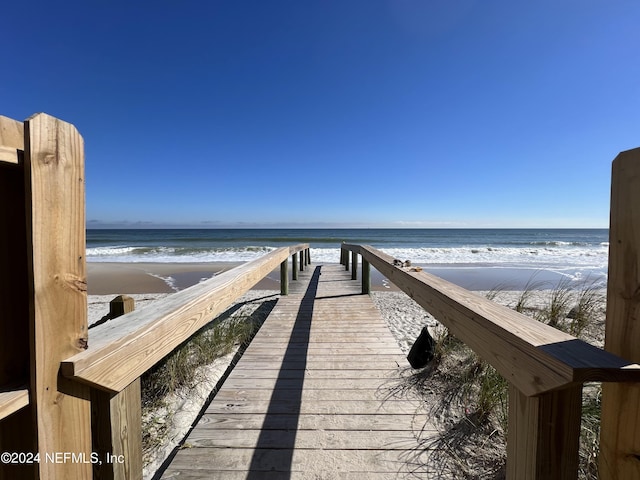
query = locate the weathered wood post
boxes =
[299,251,304,272]
[600,147,640,479]
[109,294,135,318]
[292,253,298,281]
[25,113,93,478]
[351,251,358,280]
[306,248,311,265]
[362,258,371,294]
[280,259,289,295]
[344,247,350,271]
[92,295,142,480]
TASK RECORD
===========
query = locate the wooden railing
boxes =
[64,243,309,480]
[341,146,640,480]
[0,112,311,479]
[61,244,309,394]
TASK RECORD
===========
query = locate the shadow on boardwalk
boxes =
[246,266,321,477]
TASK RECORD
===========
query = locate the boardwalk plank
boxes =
[165,447,429,475]
[195,413,421,431]
[184,429,432,449]
[160,264,429,479]
[211,388,418,403]
[224,368,408,379]
[205,400,420,415]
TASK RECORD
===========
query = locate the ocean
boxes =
[87,228,609,290]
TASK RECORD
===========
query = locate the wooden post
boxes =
[600,147,640,479]
[299,251,304,272]
[292,254,298,281]
[280,259,289,295]
[109,295,135,319]
[351,252,358,280]
[92,296,142,480]
[344,248,350,271]
[0,116,37,479]
[306,248,311,265]
[507,384,582,479]
[0,115,28,387]
[25,113,93,478]
[362,259,371,294]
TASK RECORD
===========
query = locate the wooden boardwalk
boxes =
[161,263,431,479]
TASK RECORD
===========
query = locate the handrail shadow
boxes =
[246,266,321,478]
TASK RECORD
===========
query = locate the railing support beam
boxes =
[26,113,93,479]
[362,259,371,294]
[292,253,298,281]
[507,384,582,479]
[92,295,142,480]
[280,259,289,295]
[351,251,358,280]
[600,147,640,479]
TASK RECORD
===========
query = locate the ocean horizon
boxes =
[86,228,609,290]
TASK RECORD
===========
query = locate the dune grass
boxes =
[409,277,606,479]
[141,314,259,409]
[139,294,277,466]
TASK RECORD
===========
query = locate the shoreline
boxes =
[87,261,405,295]
[87,260,605,296]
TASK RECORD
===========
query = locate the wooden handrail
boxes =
[341,243,640,397]
[342,241,640,478]
[0,388,29,420]
[0,145,21,165]
[61,244,309,393]
[0,115,23,165]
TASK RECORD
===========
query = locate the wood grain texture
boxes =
[92,297,142,480]
[600,147,640,479]
[160,264,431,478]
[62,245,308,393]
[507,384,582,479]
[0,115,23,150]
[25,113,92,479]
[343,243,640,396]
[0,115,23,166]
[0,146,20,165]
[0,389,29,420]
[110,379,142,480]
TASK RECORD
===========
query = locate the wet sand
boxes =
[87,261,399,295]
[87,260,592,296]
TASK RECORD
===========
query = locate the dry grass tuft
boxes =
[140,294,277,465]
[403,276,606,479]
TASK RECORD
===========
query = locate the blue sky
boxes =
[4,1,638,228]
